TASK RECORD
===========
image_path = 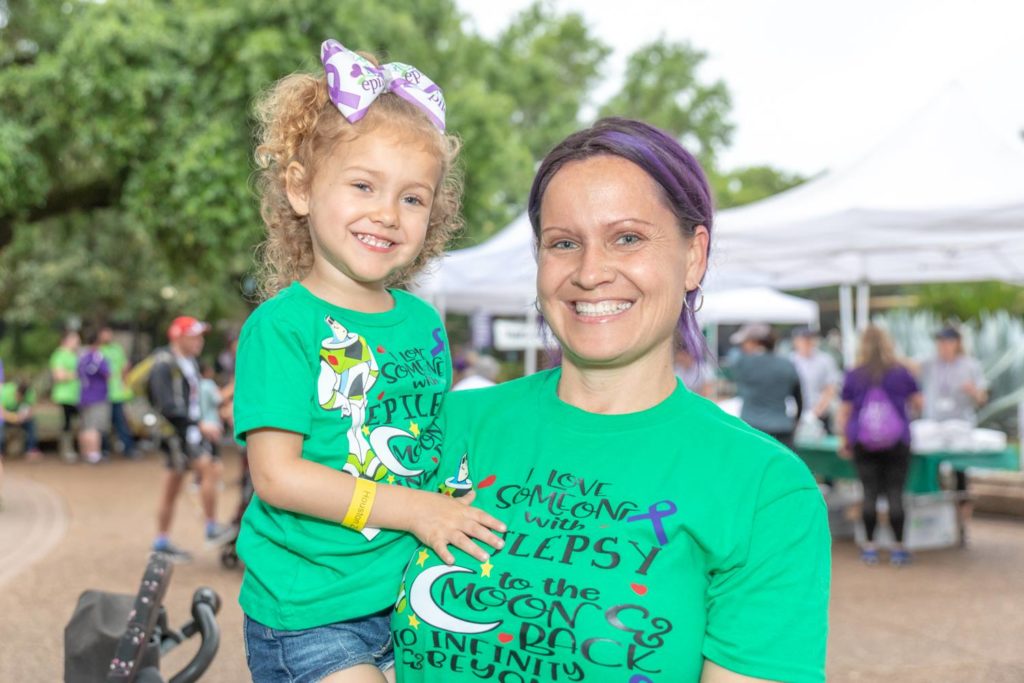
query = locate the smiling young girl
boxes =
[235,39,505,683]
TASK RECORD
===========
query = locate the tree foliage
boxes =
[0,0,765,365]
[599,40,732,166]
[711,165,808,210]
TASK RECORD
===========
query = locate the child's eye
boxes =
[402,195,427,207]
[352,182,372,192]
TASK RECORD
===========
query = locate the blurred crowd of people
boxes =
[0,317,241,561]
[700,321,989,565]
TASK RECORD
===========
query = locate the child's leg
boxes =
[320,665,388,683]
[194,454,218,521]
[156,468,186,536]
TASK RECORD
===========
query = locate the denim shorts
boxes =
[244,610,394,682]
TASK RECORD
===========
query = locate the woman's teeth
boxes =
[574,301,632,316]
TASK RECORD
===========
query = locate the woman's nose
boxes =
[572,246,615,289]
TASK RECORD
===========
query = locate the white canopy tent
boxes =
[696,286,819,326]
[711,84,1024,363]
[714,84,1024,289]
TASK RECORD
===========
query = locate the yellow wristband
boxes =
[342,478,377,531]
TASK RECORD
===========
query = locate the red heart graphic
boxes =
[432,457,438,463]
[377,345,385,354]
[630,583,648,596]
[328,356,339,366]
[497,633,513,644]
[477,474,497,489]
[377,391,385,400]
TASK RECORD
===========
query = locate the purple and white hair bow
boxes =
[320,39,446,131]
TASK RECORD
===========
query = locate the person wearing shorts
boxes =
[77,328,111,465]
[148,316,233,562]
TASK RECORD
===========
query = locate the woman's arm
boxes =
[835,401,853,459]
[701,660,776,683]
[247,428,506,565]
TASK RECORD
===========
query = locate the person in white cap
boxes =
[149,315,232,562]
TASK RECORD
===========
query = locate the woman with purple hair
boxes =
[392,119,830,682]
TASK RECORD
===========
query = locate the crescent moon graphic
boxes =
[369,426,425,477]
[408,565,502,634]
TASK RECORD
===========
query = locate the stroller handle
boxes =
[167,588,222,683]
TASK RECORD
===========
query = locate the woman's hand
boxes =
[398,489,507,565]
[837,437,853,460]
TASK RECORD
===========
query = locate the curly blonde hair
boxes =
[252,56,462,300]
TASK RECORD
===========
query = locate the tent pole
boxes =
[839,284,855,368]
[524,307,538,376]
[855,282,871,330]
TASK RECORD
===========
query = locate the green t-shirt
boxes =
[1,382,36,411]
[234,282,451,630]
[393,369,830,683]
[49,347,80,405]
[100,342,132,402]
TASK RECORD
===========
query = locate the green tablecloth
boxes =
[794,437,1020,495]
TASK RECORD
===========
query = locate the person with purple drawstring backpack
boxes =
[836,325,923,566]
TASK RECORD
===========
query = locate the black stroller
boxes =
[219,447,253,570]
[64,553,221,682]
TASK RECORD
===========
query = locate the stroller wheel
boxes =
[220,544,239,569]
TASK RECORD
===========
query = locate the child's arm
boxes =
[248,427,506,565]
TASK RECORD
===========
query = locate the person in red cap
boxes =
[148,315,233,562]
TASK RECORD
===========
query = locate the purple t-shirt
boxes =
[77,349,110,408]
[841,365,919,446]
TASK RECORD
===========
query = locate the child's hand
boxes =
[406,490,507,566]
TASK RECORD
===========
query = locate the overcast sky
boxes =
[456,0,1024,176]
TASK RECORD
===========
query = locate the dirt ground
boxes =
[1,449,1022,682]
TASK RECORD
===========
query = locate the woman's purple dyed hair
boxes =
[527,117,714,361]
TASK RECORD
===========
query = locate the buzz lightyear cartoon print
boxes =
[317,315,425,539]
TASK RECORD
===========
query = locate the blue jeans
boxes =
[244,611,394,682]
[109,401,136,455]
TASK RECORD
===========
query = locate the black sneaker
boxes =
[153,541,193,564]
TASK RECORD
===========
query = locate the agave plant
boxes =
[875,310,1024,437]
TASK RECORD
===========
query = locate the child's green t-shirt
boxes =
[393,369,831,683]
[234,282,451,630]
[49,347,80,405]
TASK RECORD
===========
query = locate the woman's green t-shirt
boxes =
[393,368,830,682]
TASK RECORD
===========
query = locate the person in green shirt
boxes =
[49,330,81,463]
[235,39,505,683]
[1,378,42,461]
[392,119,831,683]
[99,325,137,458]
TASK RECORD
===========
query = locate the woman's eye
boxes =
[550,239,576,250]
[617,233,642,245]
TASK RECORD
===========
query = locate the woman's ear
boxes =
[685,225,710,290]
[285,161,311,216]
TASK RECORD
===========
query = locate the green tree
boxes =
[599,39,733,166]
[487,3,611,160]
[909,281,1024,321]
[711,165,808,209]
[0,0,552,332]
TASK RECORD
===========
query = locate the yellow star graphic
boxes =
[480,560,494,578]
[416,549,430,567]
[361,425,371,436]
[408,614,420,629]
[387,474,396,484]
[409,421,421,437]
